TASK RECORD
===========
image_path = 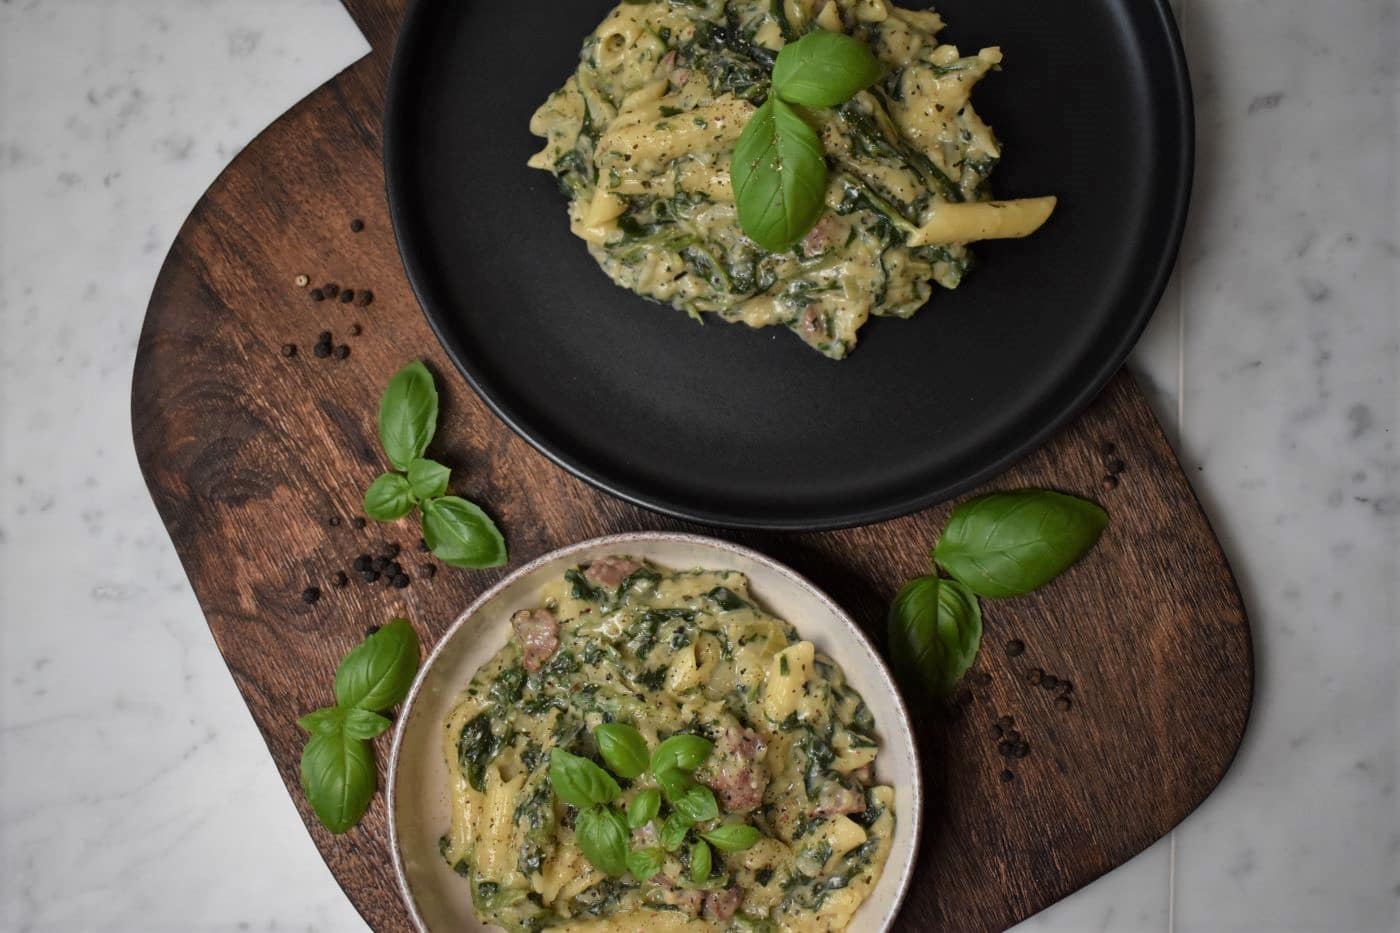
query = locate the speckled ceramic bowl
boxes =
[387,532,923,932]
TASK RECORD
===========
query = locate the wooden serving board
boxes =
[131,2,1252,929]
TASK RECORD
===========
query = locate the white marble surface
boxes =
[0,1,1395,931]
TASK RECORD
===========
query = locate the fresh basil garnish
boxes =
[732,29,884,248]
[701,823,762,852]
[770,31,884,108]
[595,723,649,779]
[406,457,451,501]
[650,733,713,775]
[363,472,415,521]
[341,707,393,740]
[733,98,827,252]
[689,839,713,883]
[626,847,664,880]
[421,496,508,569]
[934,490,1109,597]
[377,360,438,471]
[887,575,982,698]
[548,748,621,810]
[627,788,662,829]
[576,805,630,878]
[659,811,691,851]
[333,618,421,712]
[671,784,720,824]
[299,727,376,835]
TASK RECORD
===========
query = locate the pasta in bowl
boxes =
[528,0,1055,358]
[388,534,921,933]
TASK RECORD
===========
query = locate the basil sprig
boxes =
[550,724,758,880]
[297,619,421,833]
[733,30,884,250]
[362,361,507,569]
[889,490,1108,697]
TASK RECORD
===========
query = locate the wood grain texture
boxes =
[130,2,1252,929]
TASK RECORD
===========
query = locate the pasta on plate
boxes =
[441,557,894,932]
[528,0,1055,358]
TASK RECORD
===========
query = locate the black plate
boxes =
[385,0,1192,530]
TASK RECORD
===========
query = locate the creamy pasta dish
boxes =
[441,557,894,931]
[528,0,1055,358]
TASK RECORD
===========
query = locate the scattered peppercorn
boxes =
[996,715,1014,729]
[353,554,371,572]
[1006,729,1021,744]
[352,517,366,529]
[318,330,332,344]
[1000,769,1015,783]
[1102,474,1120,491]
[301,587,321,604]
[371,556,388,573]
[349,323,362,336]
[1058,681,1074,695]
[365,624,381,637]
[1015,741,1030,758]
[998,740,1015,757]
[339,289,355,304]
[361,570,380,583]
[1108,458,1126,475]
[418,538,430,552]
[323,283,339,298]
[991,724,1004,739]
[973,671,992,686]
[333,344,350,360]
[1055,696,1073,711]
[295,274,310,288]
[310,288,325,302]
[385,542,401,558]
[313,343,331,359]
[281,343,297,357]
[420,564,436,578]
[392,573,410,589]
[954,688,973,707]
[327,516,340,528]
[356,289,373,307]
[331,571,349,588]
[1042,675,1060,690]
[1005,639,1025,657]
[1101,442,1117,457]
[1027,668,1043,685]
[350,218,365,233]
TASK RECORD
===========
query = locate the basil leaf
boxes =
[651,734,713,775]
[299,731,375,834]
[595,723,649,779]
[627,788,662,829]
[549,748,620,809]
[771,30,884,108]
[626,847,664,880]
[342,708,393,740]
[887,575,982,697]
[333,618,421,712]
[297,705,346,736]
[933,490,1109,598]
[672,784,720,824]
[659,812,691,851]
[575,805,629,877]
[689,839,712,883]
[701,823,761,852]
[363,472,414,522]
[421,496,508,569]
[732,98,828,252]
[654,767,692,804]
[378,361,438,471]
[406,457,451,502]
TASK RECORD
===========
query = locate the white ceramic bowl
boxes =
[388,532,923,932]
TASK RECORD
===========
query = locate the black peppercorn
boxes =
[323,283,339,298]
[301,587,320,604]
[1027,668,1043,685]
[317,331,332,344]
[954,688,973,707]
[1015,741,1031,758]
[1005,639,1025,657]
[991,724,1003,739]
[421,564,437,579]
[1006,729,1021,744]
[973,671,992,686]
[1055,696,1073,711]
[353,555,371,572]
[331,571,349,588]
[339,289,355,304]
[418,538,430,552]
[350,218,365,233]
[333,344,349,359]
[392,573,410,589]
[1000,769,1015,783]
[384,542,401,558]
[370,557,388,573]
[349,323,362,336]
[361,570,380,583]
[356,289,373,307]
[313,343,330,359]
[1042,675,1060,690]
[281,343,297,357]
[310,288,325,302]
[365,624,381,637]
[328,515,340,527]
[998,740,1015,757]
[352,517,366,529]
[1108,458,1126,474]
[1101,442,1117,457]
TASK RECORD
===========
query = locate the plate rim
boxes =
[386,531,925,933]
[383,0,1194,531]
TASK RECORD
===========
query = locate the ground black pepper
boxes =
[339,289,355,304]
[356,290,373,307]
[350,218,365,233]
[1027,668,1044,685]
[333,344,350,360]
[323,283,339,298]
[281,343,297,357]
[332,571,349,588]
[1005,639,1025,657]
[310,288,325,302]
[301,586,321,604]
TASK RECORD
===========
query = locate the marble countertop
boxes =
[1,1,1395,930]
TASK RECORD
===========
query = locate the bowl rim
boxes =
[386,531,924,933]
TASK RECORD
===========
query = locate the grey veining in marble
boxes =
[0,1,1395,931]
